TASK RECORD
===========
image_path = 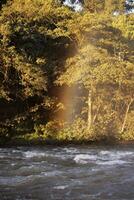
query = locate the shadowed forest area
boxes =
[0,0,134,144]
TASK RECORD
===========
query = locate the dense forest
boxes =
[0,0,134,144]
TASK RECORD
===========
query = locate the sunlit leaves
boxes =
[113,14,134,39]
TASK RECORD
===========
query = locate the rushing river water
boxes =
[0,145,134,200]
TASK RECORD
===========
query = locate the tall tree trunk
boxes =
[120,98,133,133]
[87,90,92,130]
[93,104,100,123]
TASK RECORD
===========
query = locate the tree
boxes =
[56,11,134,139]
[0,0,76,137]
[83,0,105,13]
[0,0,7,10]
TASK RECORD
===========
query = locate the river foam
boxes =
[74,154,97,164]
[23,151,46,158]
[73,150,133,166]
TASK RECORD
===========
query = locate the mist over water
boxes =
[0,145,134,200]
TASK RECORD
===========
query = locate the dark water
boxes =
[0,145,134,200]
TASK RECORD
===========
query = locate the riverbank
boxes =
[0,138,112,147]
[1,136,134,148]
[0,126,134,147]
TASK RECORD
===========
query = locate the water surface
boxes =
[0,145,134,200]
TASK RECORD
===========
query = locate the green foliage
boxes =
[28,118,88,142]
[120,111,134,140]
[56,118,87,141]
[57,11,134,142]
[83,0,126,14]
[0,0,133,144]
[113,14,134,39]
[0,0,75,139]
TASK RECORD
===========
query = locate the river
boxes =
[0,145,134,200]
